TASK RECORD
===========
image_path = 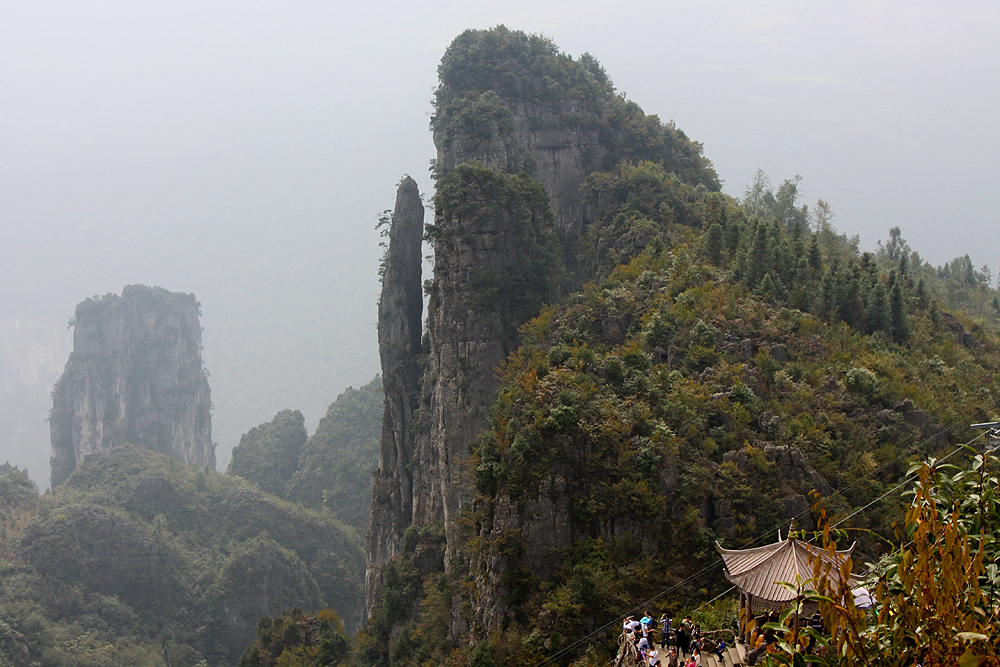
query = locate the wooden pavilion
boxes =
[716,535,857,643]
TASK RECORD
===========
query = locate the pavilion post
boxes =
[738,590,745,642]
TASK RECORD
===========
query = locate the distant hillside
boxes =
[0,447,364,666]
[227,376,382,537]
[0,317,71,484]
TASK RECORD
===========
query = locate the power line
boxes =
[831,439,968,530]
[532,425,986,667]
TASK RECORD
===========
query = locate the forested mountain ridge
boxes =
[360,26,1000,667]
[0,446,364,666]
[0,372,381,666]
[0,25,994,667]
[228,376,383,536]
[366,25,722,616]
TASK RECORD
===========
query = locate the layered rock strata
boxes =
[434,94,605,243]
[366,164,561,612]
[412,165,559,565]
[365,28,719,620]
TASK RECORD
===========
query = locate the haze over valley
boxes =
[0,8,998,665]
[2,1,998,484]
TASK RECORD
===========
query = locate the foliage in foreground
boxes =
[758,449,1000,667]
[364,163,1000,664]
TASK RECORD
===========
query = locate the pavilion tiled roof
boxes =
[716,538,855,604]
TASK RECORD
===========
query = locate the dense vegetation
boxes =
[288,378,382,535]
[360,178,1000,664]
[0,448,364,666]
[761,449,1000,666]
[228,377,382,536]
[399,164,993,664]
[228,409,309,498]
[238,608,351,667]
[433,26,720,190]
[355,28,1000,667]
[9,25,1000,667]
[0,375,380,667]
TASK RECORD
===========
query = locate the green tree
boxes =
[876,226,911,267]
[239,608,350,667]
[704,222,724,265]
[808,235,823,275]
[889,276,909,343]
[743,168,774,218]
[866,278,890,336]
[773,175,808,233]
[228,409,308,497]
[916,277,930,310]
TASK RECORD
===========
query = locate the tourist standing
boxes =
[659,614,672,650]
[676,619,688,657]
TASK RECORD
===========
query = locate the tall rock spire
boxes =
[366,176,424,611]
[412,164,561,568]
[49,285,214,488]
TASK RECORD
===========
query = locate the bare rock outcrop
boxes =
[413,164,560,565]
[717,444,834,540]
[49,285,214,488]
[364,26,718,626]
[365,163,561,614]
[761,444,834,499]
[941,312,984,352]
[435,95,605,243]
[366,177,425,612]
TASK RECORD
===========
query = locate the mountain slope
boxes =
[360,26,1000,667]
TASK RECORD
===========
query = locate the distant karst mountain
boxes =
[49,284,215,487]
[366,25,720,614]
[356,26,1000,667]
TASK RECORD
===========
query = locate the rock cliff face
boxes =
[49,285,214,487]
[366,165,561,611]
[365,27,719,620]
[366,178,424,609]
[434,95,605,243]
[413,164,560,566]
[366,34,608,622]
[367,33,610,615]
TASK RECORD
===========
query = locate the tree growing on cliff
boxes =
[433,26,720,191]
[430,160,564,339]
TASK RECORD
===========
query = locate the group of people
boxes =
[622,612,729,667]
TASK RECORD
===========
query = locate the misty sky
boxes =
[2,0,998,482]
